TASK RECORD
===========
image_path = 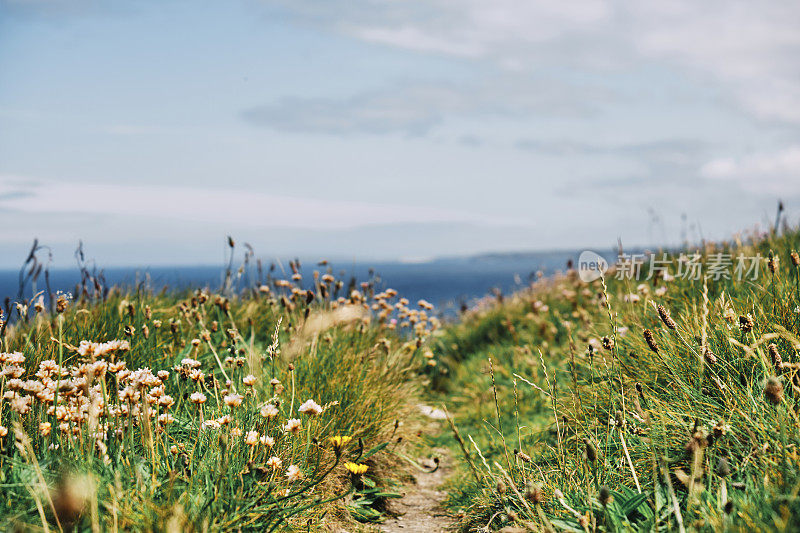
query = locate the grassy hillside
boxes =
[4,225,800,532]
[0,269,435,531]
[431,226,800,531]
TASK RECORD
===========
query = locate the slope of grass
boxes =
[0,276,433,531]
[433,227,800,532]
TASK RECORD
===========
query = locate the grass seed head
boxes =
[657,304,677,330]
[599,486,612,506]
[764,377,784,405]
[643,329,659,353]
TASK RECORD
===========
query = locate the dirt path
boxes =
[379,406,455,533]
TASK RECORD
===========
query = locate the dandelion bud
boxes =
[765,377,784,405]
[643,329,659,353]
[657,305,677,330]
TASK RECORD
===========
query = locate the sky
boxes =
[1,0,800,268]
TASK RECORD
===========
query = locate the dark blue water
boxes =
[0,249,617,315]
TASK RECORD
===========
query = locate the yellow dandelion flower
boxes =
[344,462,368,475]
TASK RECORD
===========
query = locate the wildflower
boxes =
[224,393,244,408]
[657,305,677,330]
[765,377,784,405]
[722,307,736,323]
[11,395,31,415]
[261,404,279,419]
[158,395,175,409]
[39,422,52,437]
[284,418,302,434]
[230,427,243,438]
[344,462,368,475]
[298,399,322,416]
[158,414,175,426]
[5,352,25,365]
[260,435,275,447]
[286,464,304,482]
[0,426,7,437]
[202,420,221,430]
[245,431,259,446]
[623,293,640,303]
[157,370,169,381]
[242,374,256,386]
[654,286,667,297]
[170,445,179,455]
[329,435,352,451]
[267,456,283,470]
[190,392,207,405]
[643,329,659,353]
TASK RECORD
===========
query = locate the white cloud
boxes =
[272,0,800,124]
[700,146,800,195]
[0,175,519,229]
[243,78,609,135]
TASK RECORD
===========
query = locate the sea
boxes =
[0,249,618,317]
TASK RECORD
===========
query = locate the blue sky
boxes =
[1,0,799,267]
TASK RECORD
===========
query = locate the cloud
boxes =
[0,174,519,229]
[516,138,711,169]
[269,0,800,125]
[243,79,610,135]
[700,146,800,195]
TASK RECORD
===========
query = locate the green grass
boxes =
[0,280,431,531]
[6,224,800,532]
[431,227,800,532]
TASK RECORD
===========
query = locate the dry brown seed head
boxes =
[739,314,754,333]
[768,343,783,370]
[599,486,612,506]
[584,438,597,463]
[643,329,659,353]
[657,304,677,330]
[765,377,784,405]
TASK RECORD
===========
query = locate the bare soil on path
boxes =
[379,406,455,533]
